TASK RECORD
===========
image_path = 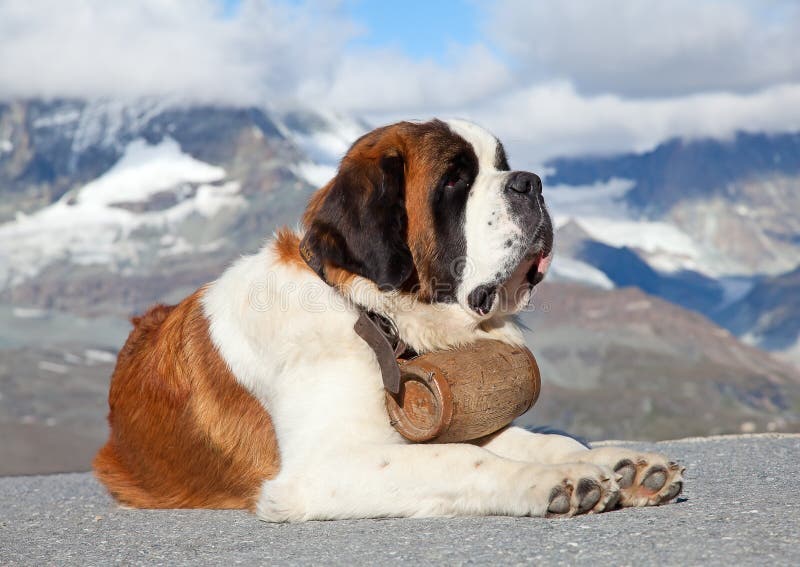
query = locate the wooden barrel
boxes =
[385,340,541,443]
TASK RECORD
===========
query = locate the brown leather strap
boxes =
[354,311,402,394]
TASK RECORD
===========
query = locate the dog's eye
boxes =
[444,170,469,190]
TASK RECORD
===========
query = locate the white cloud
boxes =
[0,1,510,112]
[303,44,511,114]
[0,0,355,105]
[482,0,800,97]
[0,0,798,163]
[456,81,800,166]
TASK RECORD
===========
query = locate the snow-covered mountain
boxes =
[543,132,800,363]
[0,98,363,315]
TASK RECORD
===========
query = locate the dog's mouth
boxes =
[466,250,553,317]
[524,250,552,287]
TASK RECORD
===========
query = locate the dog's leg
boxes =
[256,443,620,521]
[478,426,590,463]
[479,426,684,507]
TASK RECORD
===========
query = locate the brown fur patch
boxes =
[94,290,279,509]
[322,263,358,289]
[274,227,311,271]
[301,120,469,301]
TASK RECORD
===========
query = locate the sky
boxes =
[1,0,799,163]
[344,0,480,62]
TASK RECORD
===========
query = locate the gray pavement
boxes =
[1,434,798,566]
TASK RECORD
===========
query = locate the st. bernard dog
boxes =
[95,119,683,520]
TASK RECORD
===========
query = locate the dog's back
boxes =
[93,292,279,509]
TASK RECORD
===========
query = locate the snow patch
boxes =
[154,182,245,224]
[283,110,364,168]
[38,361,69,374]
[279,110,364,187]
[63,352,83,365]
[84,349,117,364]
[157,236,194,258]
[574,217,701,271]
[740,332,759,347]
[0,139,240,289]
[549,257,615,289]
[0,139,12,153]
[12,307,48,319]
[546,177,743,276]
[292,162,336,188]
[0,196,137,285]
[77,138,224,206]
[69,98,172,155]
[548,177,705,272]
[32,109,81,129]
[548,178,634,221]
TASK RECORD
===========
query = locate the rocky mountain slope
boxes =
[517,283,800,441]
[716,266,800,358]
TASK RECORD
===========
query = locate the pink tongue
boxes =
[538,252,553,275]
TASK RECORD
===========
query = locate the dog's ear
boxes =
[300,150,414,290]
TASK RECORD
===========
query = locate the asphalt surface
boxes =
[1,434,798,566]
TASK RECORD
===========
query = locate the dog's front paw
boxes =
[521,462,621,518]
[573,447,685,508]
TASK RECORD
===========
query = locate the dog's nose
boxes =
[506,172,542,196]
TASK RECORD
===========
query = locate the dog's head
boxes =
[300,119,553,319]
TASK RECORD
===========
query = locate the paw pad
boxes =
[576,478,601,513]
[642,466,668,491]
[547,484,572,515]
[614,459,636,488]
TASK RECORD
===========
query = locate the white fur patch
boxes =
[445,119,526,316]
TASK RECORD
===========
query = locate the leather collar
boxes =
[354,311,415,394]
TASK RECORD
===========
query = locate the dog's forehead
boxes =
[444,119,500,170]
